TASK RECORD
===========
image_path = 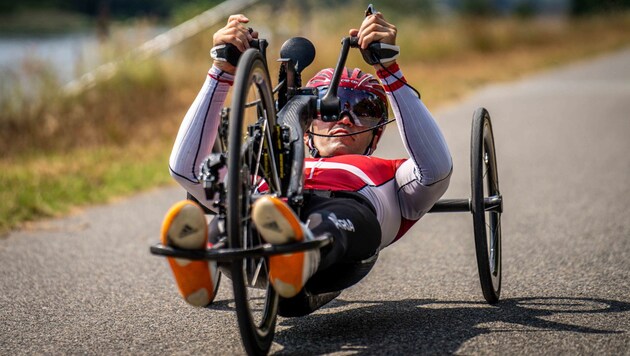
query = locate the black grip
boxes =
[213,39,260,67]
[349,36,360,48]
[348,36,388,65]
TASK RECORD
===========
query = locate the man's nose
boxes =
[338,113,354,126]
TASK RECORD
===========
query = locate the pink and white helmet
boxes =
[307,67,387,104]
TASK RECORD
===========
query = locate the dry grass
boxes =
[1,5,630,233]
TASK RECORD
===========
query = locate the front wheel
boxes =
[471,108,502,304]
[226,48,279,355]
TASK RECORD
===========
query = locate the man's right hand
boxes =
[349,12,398,70]
[212,14,259,74]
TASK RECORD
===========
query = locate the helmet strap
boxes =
[307,132,320,158]
[362,128,381,156]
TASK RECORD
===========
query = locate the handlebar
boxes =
[211,38,267,67]
[212,35,375,122]
[320,36,385,122]
[319,37,354,121]
[213,3,399,123]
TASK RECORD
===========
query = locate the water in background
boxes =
[0,25,166,96]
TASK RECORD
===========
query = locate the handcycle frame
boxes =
[151,31,503,356]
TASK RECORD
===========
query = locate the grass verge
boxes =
[0,141,172,234]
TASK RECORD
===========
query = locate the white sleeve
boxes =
[377,64,453,219]
[169,66,233,209]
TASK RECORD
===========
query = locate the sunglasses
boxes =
[317,87,387,127]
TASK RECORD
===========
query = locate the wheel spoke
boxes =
[253,120,268,183]
[491,214,501,276]
[245,98,261,108]
[251,258,265,287]
[483,151,489,180]
[263,113,281,193]
[485,211,500,271]
[487,220,495,268]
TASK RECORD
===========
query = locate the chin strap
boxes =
[307,133,320,158]
[362,128,382,156]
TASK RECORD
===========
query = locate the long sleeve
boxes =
[377,63,453,219]
[169,66,234,208]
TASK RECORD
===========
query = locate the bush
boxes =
[572,0,630,16]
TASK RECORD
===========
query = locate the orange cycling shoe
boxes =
[161,200,219,307]
[251,196,320,298]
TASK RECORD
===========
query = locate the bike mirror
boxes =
[280,37,316,73]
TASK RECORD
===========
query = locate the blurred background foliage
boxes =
[1,0,630,156]
[1,0,629,231]
[2,0,630,24]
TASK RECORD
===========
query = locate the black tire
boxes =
[471,108,502,304]
[226,49,279,356]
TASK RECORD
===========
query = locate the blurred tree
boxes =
[571,0,630,15]
[460,0,497,15]
[514,1,536,18]
[379,0,437,18]
[2,0,223,19]
[265,0,436,20]
[96,0,110,39]
[0,2,19,13]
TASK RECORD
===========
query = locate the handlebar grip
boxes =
[210,39,261,67]
[349,36,360,48]
[348,36,399,65]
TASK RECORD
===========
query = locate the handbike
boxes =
[151,23,503,356]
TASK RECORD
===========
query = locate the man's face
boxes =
[307,114,377,157]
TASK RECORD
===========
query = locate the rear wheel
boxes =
[471,108,502,304]
[226,49,280,355]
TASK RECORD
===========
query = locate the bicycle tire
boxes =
[227,49,279,355]
[471,108,502,304]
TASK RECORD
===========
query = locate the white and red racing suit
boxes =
[169,63,452,252]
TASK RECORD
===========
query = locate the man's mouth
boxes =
[329,127,350,136]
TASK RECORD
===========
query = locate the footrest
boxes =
[150,234,332,262]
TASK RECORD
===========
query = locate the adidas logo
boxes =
[262,221,282,233]
[178,224,199,239]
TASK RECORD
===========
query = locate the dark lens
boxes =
[352,98,385,119]
[316,87,386,126]
[339,88,384,118]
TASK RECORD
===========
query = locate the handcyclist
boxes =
[162,12,452,314]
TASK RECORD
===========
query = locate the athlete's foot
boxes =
[251,196,320,298]
[161,200,219,307]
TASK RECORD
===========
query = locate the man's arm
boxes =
[378,64,452,185]
[169,14,258,209]
[169,67,233,209]
[352,11,452,185]
[378,63,452,219]
[352,12,452,217]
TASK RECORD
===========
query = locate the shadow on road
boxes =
[273,297,630,355]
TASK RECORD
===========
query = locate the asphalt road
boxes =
[2,49,629,355]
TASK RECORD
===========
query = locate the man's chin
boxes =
[322,144,356,156]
